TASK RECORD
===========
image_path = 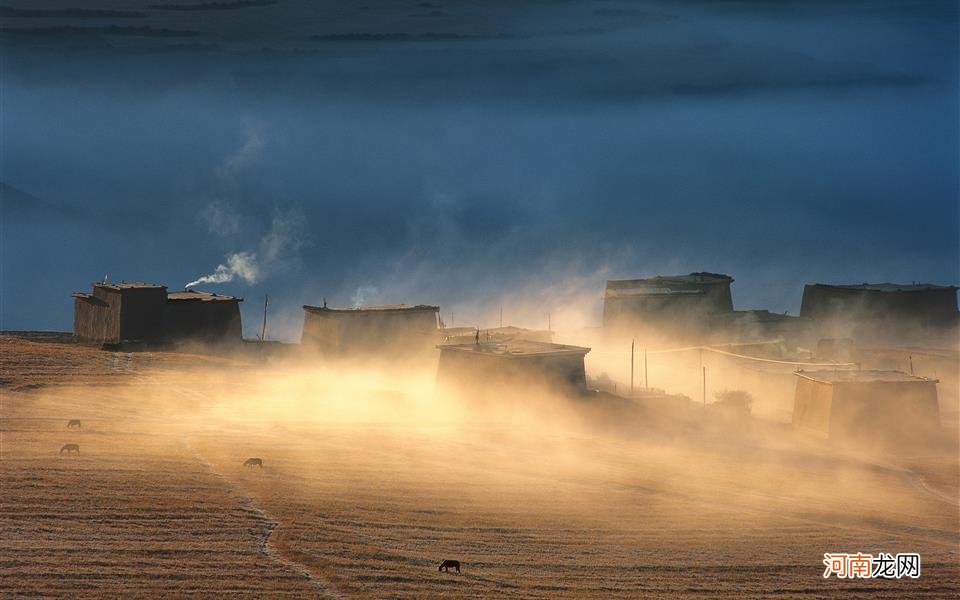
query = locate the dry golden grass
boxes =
[1,334,958,598]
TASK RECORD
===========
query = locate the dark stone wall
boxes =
[117,288,168,343]
[164,300,242,344]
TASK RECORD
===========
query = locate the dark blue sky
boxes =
[1,1,957,339]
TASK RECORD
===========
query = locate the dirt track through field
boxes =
[0,415,318,596]
[186,440,345,599]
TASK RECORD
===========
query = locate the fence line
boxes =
[589,342,858,369]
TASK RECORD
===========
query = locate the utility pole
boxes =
[909,355,914,375]
[548,313,551,332]
[260,294,269,343]
[499,305,503,328]
[451,312,455,327]
[698,346,703,399]
[644,347,648,391]
[702,366,707,407]
[630,339,635,396]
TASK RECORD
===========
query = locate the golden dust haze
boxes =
[1,331,957,597]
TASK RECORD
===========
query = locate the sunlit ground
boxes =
[1,335,957,598]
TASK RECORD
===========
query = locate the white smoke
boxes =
[215,126,263,180]
[185,251,260,289]
[186,124,307,291]
[260,211,305,263]
[185,208,305,290]
[200,200,241,237]
[351,285,379,308]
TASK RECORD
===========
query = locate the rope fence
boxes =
[590,342,858,369]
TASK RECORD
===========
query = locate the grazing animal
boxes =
[60,444,80,454]
[67,420,81,429]
[439,559,461,573]
[244,458,263,468]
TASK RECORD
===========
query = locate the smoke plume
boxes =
[351,285,379,308]
[185,208,305,290]
[185,251,260,289]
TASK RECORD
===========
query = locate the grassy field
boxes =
[2,334,958,598]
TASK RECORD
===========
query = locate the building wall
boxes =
[856,348,958,423]
[164,301,242,344]
[830,381,941,441]
[436,349,587,397]
[793,378,941,442]
[73,285,243,346]
[302,309,439,356]
[603,279,734,334]
[792,378,834,437]
[73,289,122,343]
[117,288,168,343]
[800,285,958,325]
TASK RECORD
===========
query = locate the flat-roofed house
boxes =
[801,282,958,328]
[603,272,734,340]
[792,369,940,443]
[436,340,591,397]
[73,282,243,346]
[441,325,553,345]
[301,303,440,356]
[165,290,243,344]
[73,282,168,344]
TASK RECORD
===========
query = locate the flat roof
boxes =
[442,327,478,335]
[93,282,166,290]
[303,303,439,313]
[483,326,552,335]
[606,272,733,295]
[440,340,590,357]
[730,310,800,322]
[168,290,242,302]
[795,369,937,384]
[806,282,957,293]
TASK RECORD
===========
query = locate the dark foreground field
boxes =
[1,334,958,598]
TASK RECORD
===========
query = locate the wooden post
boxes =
[702,365,707,407]
[499,305,503,328]
[698,347,703,400]
[630,339,635,396]
[260,294,269,343]
[644,347,648,390]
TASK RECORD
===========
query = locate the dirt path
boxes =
[0,390,320,597]
[185,439,345,599]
